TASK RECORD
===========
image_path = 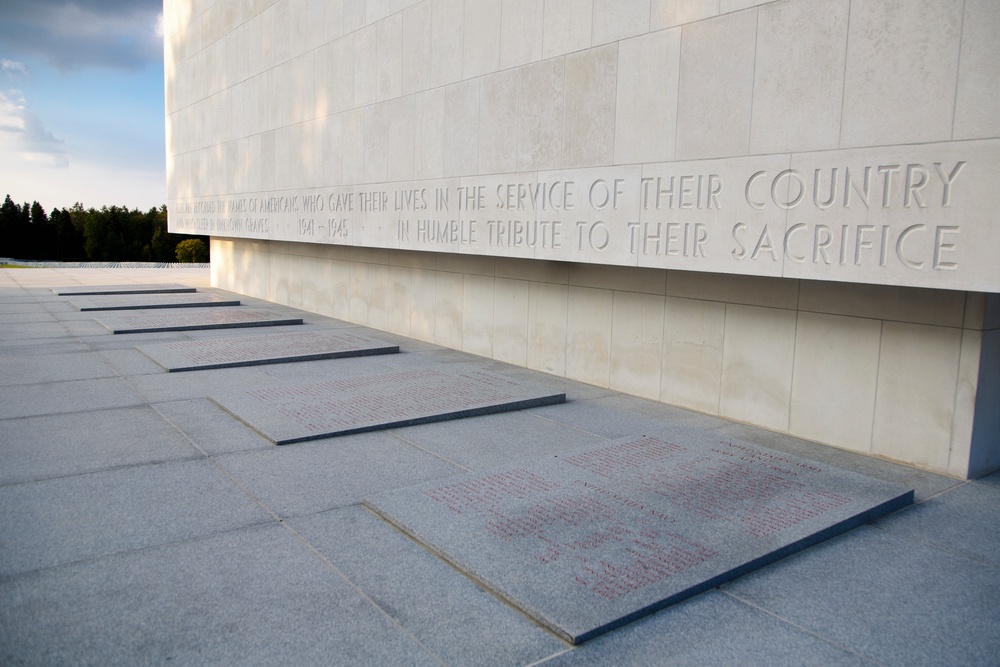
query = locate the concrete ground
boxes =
[1,267,997,666]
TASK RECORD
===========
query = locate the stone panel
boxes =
[401,2,432,95]
[434,271,464,349]
[463,0,501,78]
[493,277,529,366]
[660,297,725,414]
[563,44,617,168]
[719,305,795,432]
[212,367,566,444]
[750,0,848,154]
[353,23,377,107]
[954,0,1000,140]
[138,331,399,372]
[592,0,649,45]
[364,434,913,644]
[609,291,664,400]
[96,309,303,334]
[409,267,437,341]
[517,59,565,172]
[386,95,416,181]
[431,0,465,87]
[565,286,612,388]
[527,282,568,376]
[613,30,680,166]
[414,88,445,179]
[840,0,962,147]
[872,322,962,471]
[675,9,756,160]
[376,13,403,102]
[71,294,240,311]
[462,274,495,358]
[499,0,543,69]
[789,312,881,453]
[542,0,592,59]
[478,70,519,175]
[443,80,480,178]
[53,285,196,296]
[387,264,413,336]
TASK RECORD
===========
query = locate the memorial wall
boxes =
[164,0,999,477]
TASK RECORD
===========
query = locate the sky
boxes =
[0,0,166,211]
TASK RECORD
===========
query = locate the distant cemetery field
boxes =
[0,195,208,263]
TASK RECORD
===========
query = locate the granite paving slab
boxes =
[724,525,1000,667]
[137,330,399,372]
[363,432,914,644]
[154,399,272,455]
[0,405,201,485]
[211,367,567,444]
[212,431,462,517]
[527,394,725,439]
[0,524,440,666]
[52,283,197,295]
[69,293,240,311]
[872,479,1000,566]
[0,351,118,386]
[123,365,279,403]
[289,506,567,666]
[391,410,607,471]
[0,311,57,324]
[95,309,303,334]
[0,459,273,576]
[0,377,143,419]
[541,590,871,666]
[0,322,73,342]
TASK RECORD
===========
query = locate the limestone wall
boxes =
[166,0,1000,292]
[212,237,999,478]
[166,0,1000,477]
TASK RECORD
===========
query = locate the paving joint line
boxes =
[386,429,475,473]
[0,520,280,582]
[720,589,889,666]
[149,401,451,667]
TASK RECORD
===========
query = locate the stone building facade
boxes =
[164,0,1000,477]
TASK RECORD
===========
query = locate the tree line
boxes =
[0,195,209,263]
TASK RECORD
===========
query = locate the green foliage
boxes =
[0,196,207,263]
[175,238,209,263]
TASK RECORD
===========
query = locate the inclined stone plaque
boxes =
[96,309,303,334]
[363,433,914,644]
[53,284,197,296]
[210,368,566,444]
[71,293,240,311]
[137,331,399,371]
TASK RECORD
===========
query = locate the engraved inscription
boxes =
[366,433,913,643]
[213,369,565,443]
[411,435,856,602]
[115,309,283,327]
[158,331,388,366]
[424,469,561,515]
[169,145,998,290]
[246,370,537,434]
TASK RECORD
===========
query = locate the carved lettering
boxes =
[174,155,973,282]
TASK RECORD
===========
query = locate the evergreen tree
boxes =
[0,195,19,257]
[1,196,206,262]
[52,208,84,260]
[29,201,55,259]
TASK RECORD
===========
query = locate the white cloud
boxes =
[1,60,29,76]
[0,1,162,72]
[1,156,165,210]
[0,90,69,168]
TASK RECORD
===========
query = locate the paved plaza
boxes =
[1,267,997,666]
